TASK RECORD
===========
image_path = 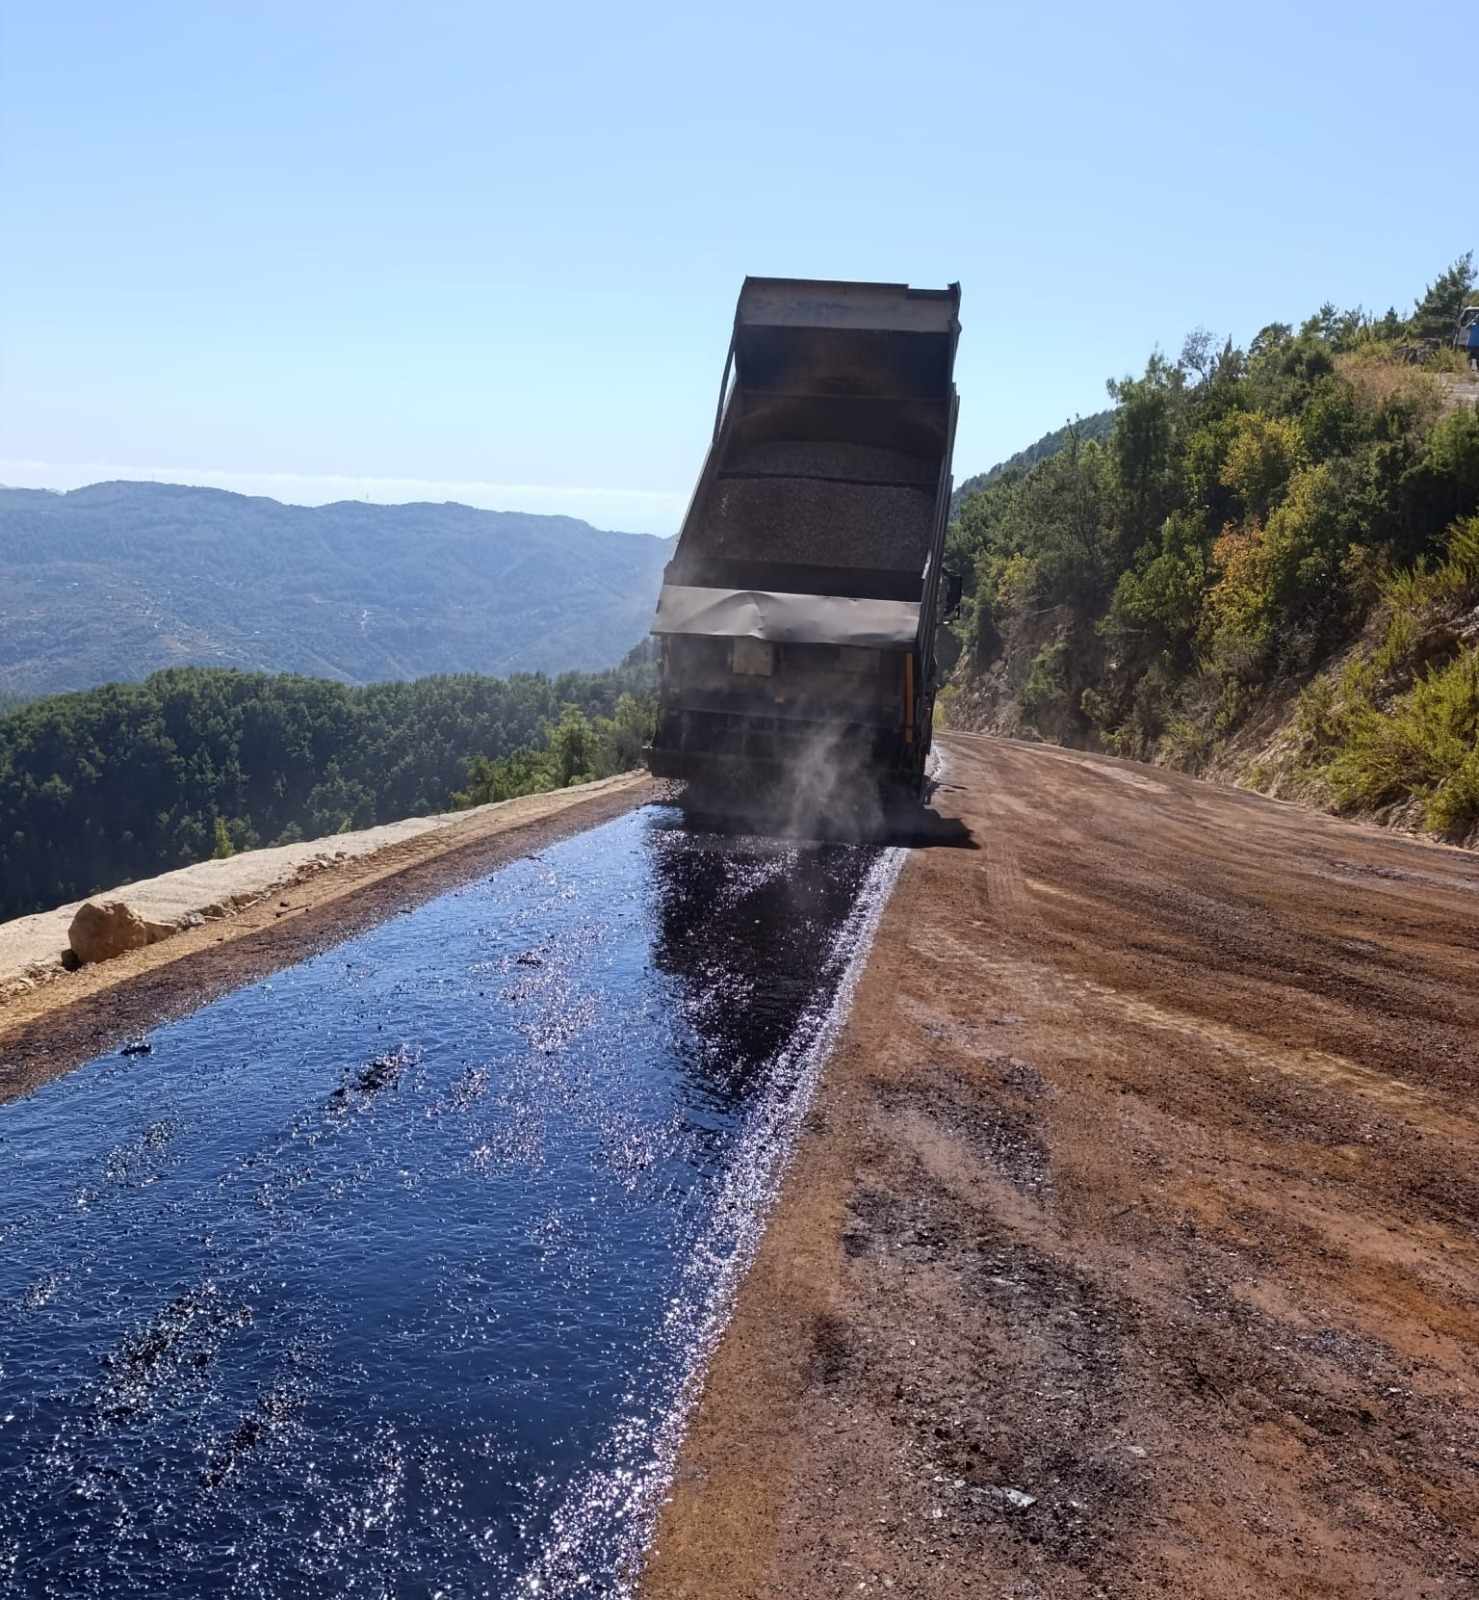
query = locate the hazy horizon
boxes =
[0,460,682,535]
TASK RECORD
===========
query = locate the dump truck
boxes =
[646,276,962,806]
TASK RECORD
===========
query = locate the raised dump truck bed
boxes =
[647,276,961,801]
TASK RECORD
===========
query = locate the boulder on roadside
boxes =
[68,900,174,965]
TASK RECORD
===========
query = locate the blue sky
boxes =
[1,0,1467,534]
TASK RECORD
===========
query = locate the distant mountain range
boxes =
[0,482,673,696]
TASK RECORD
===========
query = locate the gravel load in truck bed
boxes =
[695,477,935,572]
[722,440,938,487]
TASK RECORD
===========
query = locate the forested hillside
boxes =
[0,654,655,919]
[946,254,1479,844]
[949,409,1115,513]
[0,482,671,696]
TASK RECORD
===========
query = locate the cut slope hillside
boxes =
[943,255,1479,851]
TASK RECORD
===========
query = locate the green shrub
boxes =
[1219,411,1303,520]
[1294,673,1341,748]
[1373,604,1419,678]
[1327,647,1479,831]
[1439,514,1479,601]
[1357,516,1479,685]
[1021,641,1071,721]
[1428,748,1479,833]
[1158,715,1215,771]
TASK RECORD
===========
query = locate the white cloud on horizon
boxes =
[0,459,685,536]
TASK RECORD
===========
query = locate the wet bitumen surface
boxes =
[0,806,900,1599]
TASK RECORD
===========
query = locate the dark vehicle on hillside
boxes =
[646,276,962,805]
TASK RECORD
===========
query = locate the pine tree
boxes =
[1411,253,1475,342]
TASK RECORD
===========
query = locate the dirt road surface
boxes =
[643,732,1479,1599]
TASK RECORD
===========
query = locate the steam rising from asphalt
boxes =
[779,720,889,842]
[678,699,906,844]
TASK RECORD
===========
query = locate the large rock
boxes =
[68,900,174,965]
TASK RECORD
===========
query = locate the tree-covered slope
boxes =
[945,254,1479,845]
[0,482,672,696]
[950,408,1116,514]
[0,656,656,919]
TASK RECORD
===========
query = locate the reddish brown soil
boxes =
[642,733,1479,1600]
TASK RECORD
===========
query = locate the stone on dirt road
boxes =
[67,899,175,965]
